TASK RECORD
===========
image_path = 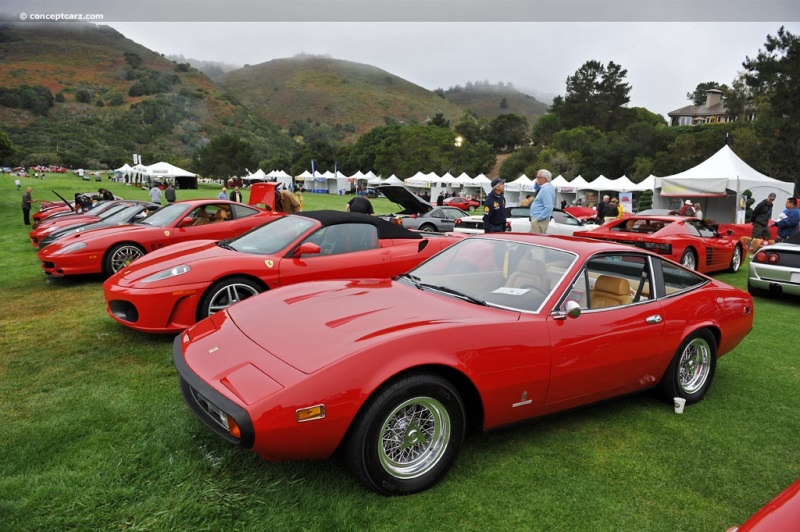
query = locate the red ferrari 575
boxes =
[173,233,754,495]
[104,210,464,334]
[575,215,744,274]
[38,199,275,278]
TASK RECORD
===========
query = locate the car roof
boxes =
[296,210,423,240]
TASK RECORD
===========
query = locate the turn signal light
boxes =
[296,404,326,423]
[227,416,241,439]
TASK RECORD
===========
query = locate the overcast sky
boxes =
[3,1,798,119]
[102,21,798,118]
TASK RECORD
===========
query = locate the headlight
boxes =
[141,264,191,283]
[51,242,88,256]
[42,226,58,235]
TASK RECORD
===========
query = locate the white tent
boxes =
[243,168,267,183]
[114,163,132,174]
[273,170,293,190]
[383,175,404,185]
[654,145,794,223]
[405,171,433,188]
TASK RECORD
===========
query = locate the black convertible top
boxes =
[296,210,422,240]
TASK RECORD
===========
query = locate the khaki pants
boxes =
[530,219,550,234]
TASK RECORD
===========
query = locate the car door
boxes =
[684,219,734,271]
[278,223,391,284]
[545,253,668,406]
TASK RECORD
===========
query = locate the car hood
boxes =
[377,185,432,215]
[111,240,231,283]
[224,279,517,374]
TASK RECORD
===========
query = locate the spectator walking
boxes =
[149,183,162,204]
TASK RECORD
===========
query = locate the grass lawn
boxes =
[1,173,798,530]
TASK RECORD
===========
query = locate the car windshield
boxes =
[406,237,577,313]
[103,205,146,223]
[96,204,131,220]
[137,203,190,227]
[227,215,317,255]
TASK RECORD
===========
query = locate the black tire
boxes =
[345,373,465,496]
[728,245,743,273]
[198,276,264,320]
[658,329,717,405]
[419,224,436,233]
[103,243,145,276]
[680,248,697,270]
[467,205,476,212]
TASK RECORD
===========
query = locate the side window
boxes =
[660,259,706,295]
[231,204,259,219]
[312,224,378,256]
[562,254,651,310]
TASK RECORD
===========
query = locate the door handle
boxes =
[646,315,662,324]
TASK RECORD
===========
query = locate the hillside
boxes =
[442,82,549,124]
[215,55,465,135]
[0,22,294,168]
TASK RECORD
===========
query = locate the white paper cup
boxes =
[674,397,686,414]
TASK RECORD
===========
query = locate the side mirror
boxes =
[178,216,194,227]
[293,242,321,257]
[553,300,582,321]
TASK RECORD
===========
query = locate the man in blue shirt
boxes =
[529,169,556,234]
[776,197,800,241]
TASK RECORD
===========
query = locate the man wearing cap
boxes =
[678,200,695,217]
[529,169,556,234]
[751,193,776,241]
[483,178,506,233]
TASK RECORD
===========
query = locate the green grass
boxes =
[1,173,798,530]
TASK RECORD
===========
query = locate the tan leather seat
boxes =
[506,259,550,293]
[590,275,632,309]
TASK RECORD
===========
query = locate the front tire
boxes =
[198,276,264,320]
[345,373,465,495]
[104,243,145,276]
[659,329,717,404]
[728,245,743,272]
[680,248,697,270]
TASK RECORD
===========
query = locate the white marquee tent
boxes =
[654,145,794,223]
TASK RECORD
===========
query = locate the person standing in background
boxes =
[22,186,36,225]
[149,183,162,204]
[229,186,243,203]
[482,178,507,233]
[529,170,555,234]
[218,187,228,200]
[165,183,177,203]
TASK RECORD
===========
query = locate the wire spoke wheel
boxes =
[377,397,450,480]
[108,245,144,274]
[678,336,712,395]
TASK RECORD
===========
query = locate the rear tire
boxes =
[728,245,743,273]
[680,248,697,270]
[345,373,465,495]
[419,224,436,233]
[659,329,716,405]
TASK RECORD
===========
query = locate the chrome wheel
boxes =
[206,282,260,315]
[109,245,144,273]
[729,245,742,272]
[680,249,697,270]
[678,336,712,395]
[377,397,450,479]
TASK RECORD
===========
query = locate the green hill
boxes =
[215,55,465,135]
[442,82,549,124]
[0,22,294,169]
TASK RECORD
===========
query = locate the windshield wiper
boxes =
[217,239,236,251]
[418,283,487,306]
[397,273,423,289]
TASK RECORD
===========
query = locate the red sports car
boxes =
[104,211,464,334]
[729,479,800,531]
[443,196,481,212]
[574,215,745,274]
[173,233,753,495]
[30,200,155,248]
[38,199,275,278]
[32,190,122,227]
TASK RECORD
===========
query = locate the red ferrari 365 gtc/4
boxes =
[174,234,754,495]
[104,210,464,333]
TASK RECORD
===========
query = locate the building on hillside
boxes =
[667,89,755,127]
